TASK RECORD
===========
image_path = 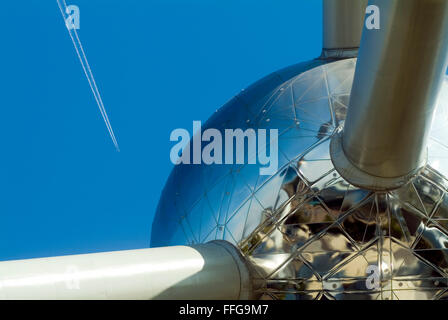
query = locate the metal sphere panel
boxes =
[151,58,327,246]
[152,58,448,300]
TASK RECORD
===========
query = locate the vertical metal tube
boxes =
[340,0,448,185]
[323,0,368,51]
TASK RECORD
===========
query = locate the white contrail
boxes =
[57,0,119,150]
[56,0,120,151]
[61,0,119,150]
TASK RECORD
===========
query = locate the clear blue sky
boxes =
[0,0,322,260]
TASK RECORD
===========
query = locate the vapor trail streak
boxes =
[56,0,120,151]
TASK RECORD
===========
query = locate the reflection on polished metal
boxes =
[339,0,448,187]
[153,58,448,299]
[321,0,368,59]
[3,0,448,301]
[0,241,252,299]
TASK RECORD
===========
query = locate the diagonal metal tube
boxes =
[333,0,448,189]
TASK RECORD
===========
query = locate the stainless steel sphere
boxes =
[152,58,448,300]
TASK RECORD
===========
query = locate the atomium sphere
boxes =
[151,58,448,300]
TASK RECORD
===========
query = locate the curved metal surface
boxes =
[151,58,327,246]
[0,241,251,300]
[152,58,448,300]
[342,0,448,180]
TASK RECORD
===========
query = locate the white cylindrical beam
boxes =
[0,241,252,300]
